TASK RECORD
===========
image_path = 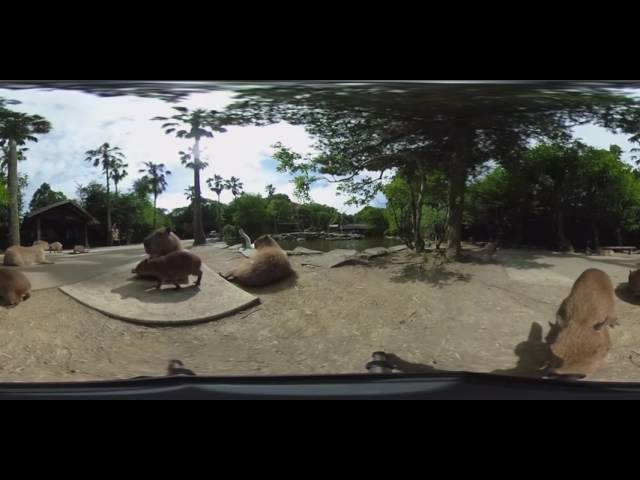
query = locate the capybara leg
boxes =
[195,270,203,286]
[22,292,31,302]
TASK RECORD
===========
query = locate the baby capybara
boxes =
[0,269,32,306]
[143,227,182,258]
[221,234,293,287]
[133,250,203,290]
[548,268,618,378]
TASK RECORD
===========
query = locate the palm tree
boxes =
[225,176,244,198]
[139,161,171,229]
[110,158,129,195]
[152,106,229,245]
[85,142,126,246]
[206,174,225,233]
[265,184,276,197]
[0,108,52,245]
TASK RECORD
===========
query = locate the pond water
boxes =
[278,237,404,252]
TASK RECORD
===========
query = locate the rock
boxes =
[301,249,363,268]
[360,247,389,258]
[388,245,408,253]
[287,247,324,256]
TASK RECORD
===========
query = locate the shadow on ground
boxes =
[491,322,554,378]
[388,263,472,287]
[615,283,640,305]
[111,278,201,302]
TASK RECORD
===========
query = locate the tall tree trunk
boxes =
[216,193,222,233]
[106,167,113,246]
[616,227,623,246]
[446,127,473,260]
[592,222,600,251]
[153,193,158,230]
[446,159,467,260]
[192,137,207,245]
[7,140,20,246]
[556,209,567,249]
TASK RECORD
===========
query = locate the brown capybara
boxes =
[221,234,293,287]
[628,269,640,296]
[0,268,32,306]
[49,242,63,253]
[143,227,182,258]
[3,245,53,266]
[33,240,50,250]
[548,268,618,378]
[132,250,202,290]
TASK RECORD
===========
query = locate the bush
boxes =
[223,224,239,245]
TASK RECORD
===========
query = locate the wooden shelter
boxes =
[22,200,100,248]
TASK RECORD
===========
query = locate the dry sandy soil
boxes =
[1,244,640,382]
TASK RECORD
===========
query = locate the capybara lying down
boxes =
[221,234,293,287]
[132,250,202,290]
[0,268,32,306]
[3,245,53,266]
[628,269,640,295]
[143,227,182,258]
[548,268,618,378]
[49,242,63,253]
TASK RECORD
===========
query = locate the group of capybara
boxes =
[2,227,640,380]
[133,226,293,290]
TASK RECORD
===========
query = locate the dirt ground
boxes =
[1,244,640,382]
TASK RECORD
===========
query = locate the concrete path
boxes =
[498,249,640,287]
[59,262,259,326]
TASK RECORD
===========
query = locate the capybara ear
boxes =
[165,227,172,234]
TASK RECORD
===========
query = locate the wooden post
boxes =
[36,216,41,241]
[84,223,89,248]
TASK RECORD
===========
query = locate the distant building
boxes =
[22,200,100,248]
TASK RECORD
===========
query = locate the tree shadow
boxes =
[491,322,554,378]
[615,283,640,306]
[459,249,556,270]
[388,263,472,288]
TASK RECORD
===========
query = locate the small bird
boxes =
[167,359,196,376]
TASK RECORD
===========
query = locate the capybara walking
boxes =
[548,268,618,378]
[133,250,202,290]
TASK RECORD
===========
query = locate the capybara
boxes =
[548,268,618,377]
[143,227,182,258]
[49,242,63,253]
[221,234,293,287]
[73,245,89,254]
[132,250,202,290]
[0,268,32,306]
[629,269,640,296]
[3,245,53,266]
[33,240,50,250]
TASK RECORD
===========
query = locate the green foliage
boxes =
[229,193,268,238]
[354,206,388,234]
[29,182,67,212]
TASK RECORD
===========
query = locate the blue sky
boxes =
[0,87,637,215]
